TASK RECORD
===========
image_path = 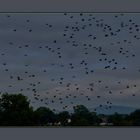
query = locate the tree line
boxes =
[0,93,139,126]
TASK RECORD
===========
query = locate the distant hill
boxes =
[55,105,138,115]
[91,105,138,115]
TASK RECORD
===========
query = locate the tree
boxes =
[129,109,140,126]
[90,112,100,125]
[34,107,56,126]
[0,93,34,126]
[70,105,96,126]
[57,111,70,126]
[108,113,128,126]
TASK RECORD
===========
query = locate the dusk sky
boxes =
[0,13,140,113]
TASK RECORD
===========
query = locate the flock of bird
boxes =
[0,13,139,113]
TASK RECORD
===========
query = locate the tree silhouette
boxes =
[0,93,34,126]
[70,105,98,126]
[34,107,56,126]
[129,109,140,126]
[57,111,70,126]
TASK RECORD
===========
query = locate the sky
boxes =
[0,13,140,113]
